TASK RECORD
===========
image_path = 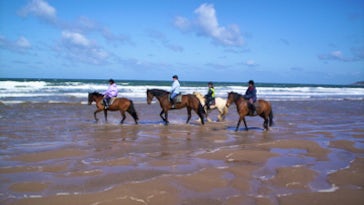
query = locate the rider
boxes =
[205,82,215,109]
[103,79,118,109]
[170,75,180,108]
[244,80,257,115]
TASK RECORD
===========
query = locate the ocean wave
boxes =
[0,79,363,104]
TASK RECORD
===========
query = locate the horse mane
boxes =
[148,89,169,97]
[193,92,205,103]
[193,91,203,97]
[90,91,103,97]
[229,91,244,100]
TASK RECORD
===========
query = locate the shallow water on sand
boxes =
[0,100,363,204]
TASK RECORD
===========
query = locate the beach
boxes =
[0,99,363,205]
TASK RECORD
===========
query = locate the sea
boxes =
[0,78,363,104]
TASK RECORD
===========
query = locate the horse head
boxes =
[226,92,239,107]
[88,92,94,105]
[146,89,154,104]
[88,91,102,105]
[146,89,169,104]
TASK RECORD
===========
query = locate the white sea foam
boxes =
[1,80,363,104]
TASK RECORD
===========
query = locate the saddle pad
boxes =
[101,97,117,105]
[169,94,182,103]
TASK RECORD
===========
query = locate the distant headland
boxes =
[353,81,364,86]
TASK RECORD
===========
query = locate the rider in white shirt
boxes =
[170,75,180,107]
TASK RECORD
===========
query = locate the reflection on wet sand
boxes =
[0,101,363,205]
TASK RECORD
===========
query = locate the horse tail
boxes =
[269,109,274,127]
[127,100,139,121]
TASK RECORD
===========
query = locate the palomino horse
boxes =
[193,92,228,122]
[88,92,138,124]
[146,89,205,125]
[226,92,273,131]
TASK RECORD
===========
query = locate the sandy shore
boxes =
[0,100,363,205]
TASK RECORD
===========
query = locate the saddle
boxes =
[101,97,117,106]
[248,101,259,116]
[169,93,182,103]
[208,98,215,106]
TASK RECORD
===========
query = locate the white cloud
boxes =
[62,31,91,47]
[19,0,56,22]
[59,31,110,65]
[330,50,343,59]
[16,36,32,48]
[243,60,258,67]
[318,50,362,62]
[0,36,32,52]
[174,16,191,31]
[174,3,244,47]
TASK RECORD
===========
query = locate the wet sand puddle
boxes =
[0,101,363,204]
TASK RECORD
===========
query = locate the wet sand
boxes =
[0,100,363,205]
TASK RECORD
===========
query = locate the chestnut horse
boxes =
[88,92,138,124]
[146,89,205,125]
[226,92,273,131]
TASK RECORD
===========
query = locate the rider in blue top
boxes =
[170,75,180,107]
[244,80,257,115]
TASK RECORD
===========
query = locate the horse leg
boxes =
[235,117,242,132]
[120,111,126,124]
[262,114,269,131]
[160,110,166,122]
[243,117,248,131]
[164,111,169,125]
[94,109,103,122]
[104,110,108,122]
[204,109,211,122]
[186,107,192,124]
[217,108,223,122]
[263,118,269,131]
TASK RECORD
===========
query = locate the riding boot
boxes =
[170,98,175,108]
[249,103,256,115]
[252,104,256,115]
[104,98,109,110]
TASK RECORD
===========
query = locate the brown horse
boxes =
[88,92,138,124]
[146,89,205,125]
[226,92,273,131]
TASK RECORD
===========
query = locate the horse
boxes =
[193,92,228,122]
[225,92,273,131]
[88,92,138,124]
[146,89,205,125]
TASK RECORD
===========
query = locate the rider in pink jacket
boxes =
[103,79,118,109]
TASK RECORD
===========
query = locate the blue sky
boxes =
[0,0,363,84]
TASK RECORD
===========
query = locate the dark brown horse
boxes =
[146,89,205,125]
[88,92,138,124]
[226,92,273,131]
